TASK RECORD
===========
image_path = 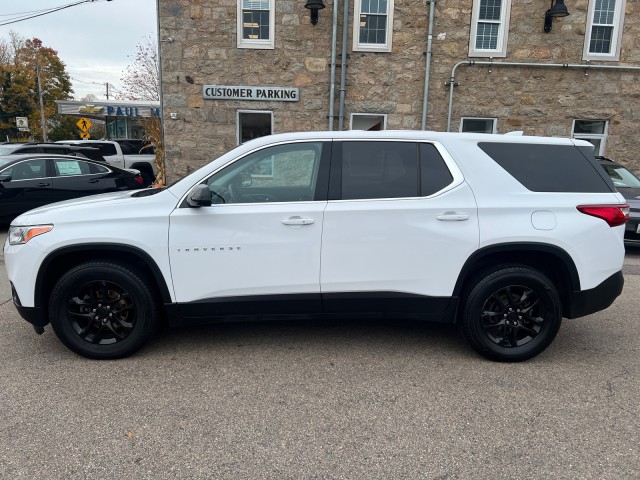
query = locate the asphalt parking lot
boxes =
[1,228,639,479]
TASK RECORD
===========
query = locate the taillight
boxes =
[577,204,629,227]
[134,175,144,185]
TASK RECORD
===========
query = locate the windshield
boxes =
[0,145,21,155]
[602,164,640,188]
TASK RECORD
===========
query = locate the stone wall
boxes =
[159,0,640,179]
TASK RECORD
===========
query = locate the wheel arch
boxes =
[35,244,172,310]
[453,242,580,318]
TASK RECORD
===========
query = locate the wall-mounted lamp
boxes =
[544,0,569,33]
[161,37,174,43]
[304,0,325,25]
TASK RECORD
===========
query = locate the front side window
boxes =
[206,142,324,204]
[572,120,608,156]
[353,0,394,52]
[584,0,626,61]
[469,0,512,57]
[237,0,275,49]
[1,159,48,180]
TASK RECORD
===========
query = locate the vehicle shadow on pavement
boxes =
[146,318,471,360]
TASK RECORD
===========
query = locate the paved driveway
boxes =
[1,229,639,479]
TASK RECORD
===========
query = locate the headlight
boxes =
[8,225,53,245]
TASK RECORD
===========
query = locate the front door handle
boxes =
[37,182,50,187]
[88,179,100,184]
[436,212,469,221]
[282,216,315,226]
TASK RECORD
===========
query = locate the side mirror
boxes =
[186,184,212,207]
[0,174,12,183]
[240,173,252,187]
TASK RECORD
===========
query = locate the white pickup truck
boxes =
[57,139,157,186]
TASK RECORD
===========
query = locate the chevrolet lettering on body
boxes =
[203,85,299,102]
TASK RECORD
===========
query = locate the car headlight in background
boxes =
[8,225,53,245]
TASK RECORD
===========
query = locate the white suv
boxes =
[4,131,628,361]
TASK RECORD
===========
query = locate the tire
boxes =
[49,262,158,359]
[460,266,562,362]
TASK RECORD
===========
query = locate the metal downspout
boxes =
[447,60,640,132]
[328,0,339,130]
[156,0,167,184]
[421,0,436,130]
[338,0,349,130]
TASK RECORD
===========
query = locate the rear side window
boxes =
[341,141,418,199]
[93,143,118,156]
[420,143,453,196]
[479,143,613,193]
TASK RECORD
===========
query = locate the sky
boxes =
[0,0,158,101]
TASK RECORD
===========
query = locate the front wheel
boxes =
[49,262,158,359]
[460,266,562,362]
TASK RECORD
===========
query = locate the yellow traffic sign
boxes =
[80,132,91,139]
[77,117,92,132]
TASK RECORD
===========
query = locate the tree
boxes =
[118,35,160,101]
[0,33,73,141]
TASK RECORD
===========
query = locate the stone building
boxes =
[158,0,640,179]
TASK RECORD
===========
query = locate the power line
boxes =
[0,1,112,28]
[0,9,53,18]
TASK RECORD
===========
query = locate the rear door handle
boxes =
[88,179,100,184]
[436,212,469,221]
[37,182,50,187]
[282,216,315,226]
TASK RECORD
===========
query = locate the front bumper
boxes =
[11,283,48,328]
[566,270,624,319]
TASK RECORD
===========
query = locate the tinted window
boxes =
[92,143,118,156]
[206,142,324,204]
[88,162,109,174]
[341,141,418,199]
[420,143,453,196]
[479,143,612,193]
[2,159,47,180]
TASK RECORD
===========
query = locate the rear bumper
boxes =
[567,270,624,319]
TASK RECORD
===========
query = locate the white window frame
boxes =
[352,0,394,53]
[350,113,388,130]
[460,117,497,133]
[237,0,275,49]
[571,119,609,156]
[583,0,626,61]
[237,109,274,145]
[468,0,512,58]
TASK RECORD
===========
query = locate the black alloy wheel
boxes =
[50,261,158,359]
[460,266,562,362]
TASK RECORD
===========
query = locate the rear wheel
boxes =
[49,261,158,359]
[460,266,562,362]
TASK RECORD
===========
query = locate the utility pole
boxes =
[106,82,109,100]
[36,66,48,142]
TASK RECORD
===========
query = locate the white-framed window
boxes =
[237,110,273,145]
[350,113,387,130]
[460,117,497,133]
[572,119,608,155]
[353,0,394,53]
[468,0,512,58]
[583,0,626,61]
[237,0,275,49]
